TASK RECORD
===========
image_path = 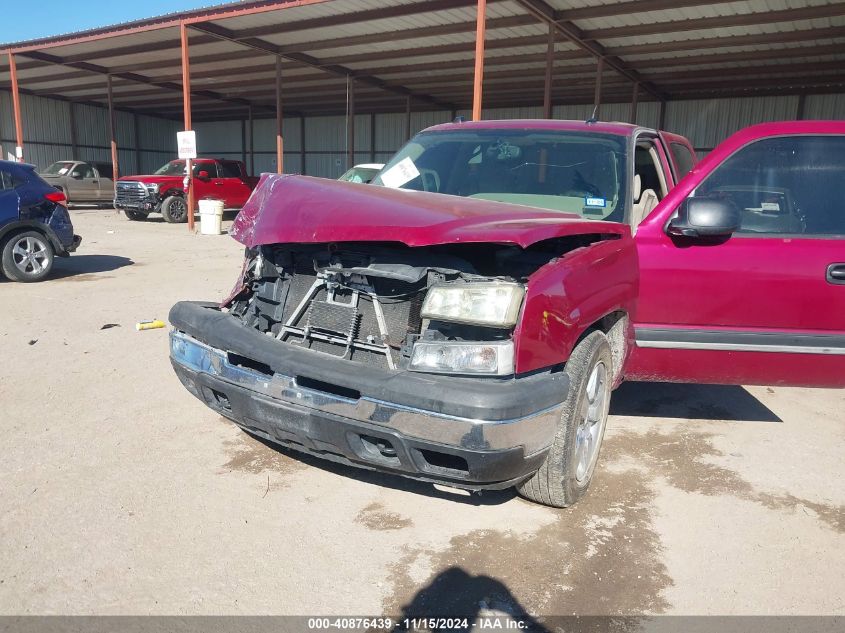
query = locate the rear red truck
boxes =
[114,158,258,223]
[168,119,845,508]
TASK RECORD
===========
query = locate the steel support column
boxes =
[8,51,24,162]
[275,56,284,174]
[405,95,412,140]
[658,99,667,129]
[133,113,141,174]
[593,56,604,119]
[180,22,195,231]
[472,0,486,121]
[107,75,120,182]
[300,116,306,175]
[69,102,79,159]
[248,104,255,175]
[347,75,355,169]
[796,93,807,120]
[542,24,555,118]
[630,82,639,124]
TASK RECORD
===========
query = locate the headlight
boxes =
[421,282,525,327]
[409,340,514,375]
[146,183,159,194]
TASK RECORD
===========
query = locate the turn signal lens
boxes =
[409,340,514,375]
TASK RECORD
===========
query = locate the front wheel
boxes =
[517,330,612,508]
[161,196,189,223]
[1,231,55,282]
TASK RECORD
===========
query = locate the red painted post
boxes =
[107,75,120,181]
[276,56,284,174]
[8,51,24,162]
[472,0,486,121]
[180,22,195,231]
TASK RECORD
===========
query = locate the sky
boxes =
[0,0,233,44]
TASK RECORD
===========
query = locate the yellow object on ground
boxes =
[136,320,166,331]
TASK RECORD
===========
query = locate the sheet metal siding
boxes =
[804,94,845,119]
[664,95,801,150]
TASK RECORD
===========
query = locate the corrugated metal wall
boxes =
[3,89,844,180]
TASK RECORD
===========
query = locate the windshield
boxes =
[372,129,627,220]
[42,161,76,176]
[338,166,381,184]
[154,160,187,176]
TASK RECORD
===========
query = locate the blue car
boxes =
[0,160,81,282]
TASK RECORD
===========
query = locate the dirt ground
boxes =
[0,209,843,618]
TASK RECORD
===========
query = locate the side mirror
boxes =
[71,171,83,180]
[197,170,211,181]
[668,197,741,238]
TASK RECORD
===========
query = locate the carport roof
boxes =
[2,0,845,121]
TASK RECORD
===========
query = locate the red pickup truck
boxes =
[114,158,258,223]
[168,119,845,508]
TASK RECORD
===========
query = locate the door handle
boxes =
[827,263,845,284]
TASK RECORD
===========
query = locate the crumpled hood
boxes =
[230,174,628,249]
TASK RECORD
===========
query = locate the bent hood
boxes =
[230,174,628,249]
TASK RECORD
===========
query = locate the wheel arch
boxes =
[574,310,631,387]
[0,221,62,253]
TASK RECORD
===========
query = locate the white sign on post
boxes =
[177,131,197,159]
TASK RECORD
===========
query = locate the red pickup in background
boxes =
[114,158,259,223]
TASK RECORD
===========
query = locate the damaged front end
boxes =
[169,175,635,489]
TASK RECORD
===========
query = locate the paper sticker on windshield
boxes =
[760,201,781,212]
[380,157,420,188]
[585,197,606,208]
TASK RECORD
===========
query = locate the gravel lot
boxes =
[1,209,843,618]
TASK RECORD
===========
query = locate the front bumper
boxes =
[169,301,568,489]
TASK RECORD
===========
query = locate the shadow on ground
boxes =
[49,254,134,280]
[610,382,781,422]
[234,429,516,506]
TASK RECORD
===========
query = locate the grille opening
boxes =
[227,352,274,376]
[418,449,469,475]
[296,375,360,400]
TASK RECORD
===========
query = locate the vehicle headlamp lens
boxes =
[409,340,514,375]
[421,283,525,327]
[146,183,159,193]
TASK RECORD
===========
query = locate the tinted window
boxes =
[94,163,113,179]
[0,168,14,190]
[73,163,95,179]
[693,136,845,236]
[372,129,627,220]
[670,142,695,179]
[219,162,243,178]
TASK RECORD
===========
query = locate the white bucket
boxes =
[198,198,225,235]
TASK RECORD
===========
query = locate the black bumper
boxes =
[169,301,567,489]
[173,361,549,489]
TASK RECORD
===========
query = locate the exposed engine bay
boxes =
[225,237,604,372]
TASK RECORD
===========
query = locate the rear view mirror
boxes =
[668,197,741,238]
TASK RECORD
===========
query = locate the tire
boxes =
[517,330,613,508]
[124,209,147,221]
[1,231,55,282]
[161,195,188,223]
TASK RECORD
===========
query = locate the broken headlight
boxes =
[421,282,524,328]
[409,340,514,375]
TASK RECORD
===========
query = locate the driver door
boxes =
[67,163,99,202]
[629,130,845,388]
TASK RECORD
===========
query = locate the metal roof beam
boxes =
[584,4,845,41]
[16,50,275,116]
[556,0,741,21]
[188,22,457,111]
[513,0,664,100]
